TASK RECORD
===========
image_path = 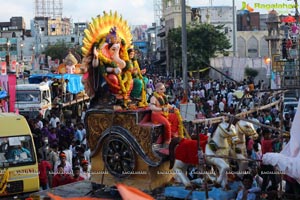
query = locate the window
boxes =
[225,27,229,34]
[0,135,36,167]
[16,90,41,103]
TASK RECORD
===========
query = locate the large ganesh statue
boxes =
[81,11,141,109]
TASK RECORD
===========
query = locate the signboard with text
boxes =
[237,1,297,15]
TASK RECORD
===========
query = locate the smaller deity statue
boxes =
[128,48,148,107]
[57,51,79,74]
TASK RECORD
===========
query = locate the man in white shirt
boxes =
[49,113,60,128]
[207,97,214,110]
[227,90,233,107]
[54,152,72,174]
[78,123,87,146]
[219,100,225,112]
[80,159,91,180]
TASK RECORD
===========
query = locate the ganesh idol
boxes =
[81,11,134,108]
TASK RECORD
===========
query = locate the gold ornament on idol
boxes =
[81,11,133,99]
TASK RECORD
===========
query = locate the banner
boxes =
[238,0,297,15]
[0,74,16,112]
[11,60,16,72]
[1,62,6,75]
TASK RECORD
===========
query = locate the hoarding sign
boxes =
[0,74,16,112]
[11,60,16,72]
[130,25,148,42]
[239,1,297,15]
[1,62,6,75]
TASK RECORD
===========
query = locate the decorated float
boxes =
[27,9,293,200]
[81,11,174,191]
[79,11,273,199]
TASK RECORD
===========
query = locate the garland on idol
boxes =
[133,60,148,107]
[153,92,184,138]
[97,43,132,100]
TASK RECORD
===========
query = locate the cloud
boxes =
[129,0,146,7]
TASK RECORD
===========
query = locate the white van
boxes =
[15,84,52,119]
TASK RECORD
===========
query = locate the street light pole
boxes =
[34,21,40,70]
[181,0,188,92]
[20,42,24,62]
[32,46,35,70]
[232,0,237,56]
[6,39,11,67]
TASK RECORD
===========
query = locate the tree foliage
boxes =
[167,23,231,72]
[244,67,259,78]
[43,40,82,62]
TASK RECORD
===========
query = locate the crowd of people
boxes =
[147,75,299,199]
[26,111,90,190]
[40,76,74,103]
[25,72,300,199]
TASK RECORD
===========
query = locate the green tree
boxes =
[167,23,231,75]
[244,67,258,79]
[43,40,73,62]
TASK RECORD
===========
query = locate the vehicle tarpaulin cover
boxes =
[28,74,84,94]
[0,90,8,99]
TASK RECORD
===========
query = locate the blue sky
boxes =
[0,0,295,29]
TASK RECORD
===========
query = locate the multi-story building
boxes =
[74,22,88,37]
[146,24,159,74]
[155,0,191,76]
[0,17,26,61]
[194,6,236,55]
[153,3,280,82]
[0,17,80,67]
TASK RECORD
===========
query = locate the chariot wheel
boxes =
[102,134,136,178]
